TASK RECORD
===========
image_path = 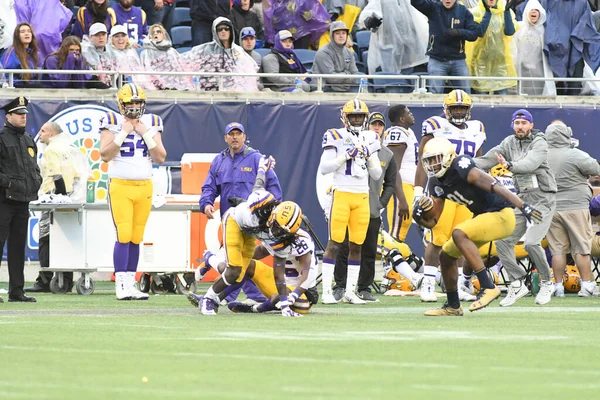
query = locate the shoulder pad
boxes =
[422,117,443,136]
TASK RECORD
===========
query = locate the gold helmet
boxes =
[472,270,499,294]
[563,265,581,293]
[422,137,457,178]
[489,164,513,178]
[117,83,147,119]
[443,89,472,125]
[267,201,303,237]
[341,98,369,135]
[382,270,415,292]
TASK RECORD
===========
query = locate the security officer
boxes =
[0,97,42,303]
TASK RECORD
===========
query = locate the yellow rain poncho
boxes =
[465,0,518,92]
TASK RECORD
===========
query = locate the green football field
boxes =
[1,284,599,400]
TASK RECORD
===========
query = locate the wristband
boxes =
[414,186,424,198]
[142,131,157,150]
[113,130,129,147]
[290,288,302,301]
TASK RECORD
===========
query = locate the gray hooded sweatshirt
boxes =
[546,123,600,211]
[476,129,557,205]
[312,21,359,92]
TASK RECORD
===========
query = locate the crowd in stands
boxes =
[0,0,599,94]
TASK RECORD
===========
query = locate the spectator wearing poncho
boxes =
[81,22,117,87]
[262,29,311,92]
[512,0,555,95]
[184,17,259,92]
[106,24,155,89]
[140,23,194,90]
[262,0,331,48]
[466,0,518,94]
[229,0,264,45]
[358,0,429,75]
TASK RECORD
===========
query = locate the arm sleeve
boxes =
[410,0,436,16]
[319,148,347,174]
[261,54,295,87]
[44,56,70,88]
[503,9,516,36]
[367,151,382,180]
[475,143,505,170]
[199,161,219,212]
[265,169,283,201]
[380,157,397,208]
[454,155,477,181]
[511,138,548,173]
[576,153,600,177]
[465,9,491,40]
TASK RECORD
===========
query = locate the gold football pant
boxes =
[108,178,153,244]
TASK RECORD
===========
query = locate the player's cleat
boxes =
[129,287,149,300]
[578,281,596,297]
[535,280,555,305]
[228,301,255,313]
[424,303,464,316]
[499,279,530,307]
[342,292,367,304]
[420,277,438,302]
[195,250,215,281]
[321,290,339,304]
[282,306,303,317]
[469,286,501,312]
[459,276,474,295]
[458,289,476,302]
[554,282,565,297]
[186,292,203,308]
[115,273,132,300]
[201,297,219,315]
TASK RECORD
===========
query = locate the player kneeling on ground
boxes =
[413,138,542,316]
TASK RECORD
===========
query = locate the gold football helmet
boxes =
[382,270,414,292]
[267,201,303,237]
[489,164,513,178]
[472,270,499,294]
[443,89,472,125]
[422,137,457,178]
[563,265,581,293]
[341,98,369,135]
[117,83,147,119]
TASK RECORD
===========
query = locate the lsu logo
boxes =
[41,105,117,202]
[241,167,252,172]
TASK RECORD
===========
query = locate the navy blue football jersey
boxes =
[427,155,512,215]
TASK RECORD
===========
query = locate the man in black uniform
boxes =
[413,137,542,316]
[0,97,42,303]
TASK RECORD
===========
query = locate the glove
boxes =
[346,146,360,160]
[287,289,301,305]
[520,202,542,224]
[282,306,302,317]
[413,196,434,219]
[481,0,491,12]
[445,28,462,38]
[364,16,383,30]
[413,186,424,207]
[330,13,339,21]
[504,0,516,10]
[258,155,276,171]
[358,144,370,159]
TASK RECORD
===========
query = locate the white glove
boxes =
[282,306,302,317]
[259,155,276,171]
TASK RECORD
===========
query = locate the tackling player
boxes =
[319,99,382,304]
[383,105,418,242]
[413,89,486,302]
[413,137,542,316]
[100,83,167,300]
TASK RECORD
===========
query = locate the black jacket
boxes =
[190,0,231,24]
[229,6,264,44]
[0,122,42,202]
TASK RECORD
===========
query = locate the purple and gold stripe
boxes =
[249,192,275,213]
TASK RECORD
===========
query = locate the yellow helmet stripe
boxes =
[285,205,301,231]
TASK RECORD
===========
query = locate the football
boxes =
[421,196,444,223]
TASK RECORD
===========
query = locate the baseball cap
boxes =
[241,27,256,39]
[225,122,245,135]
[511,109,533,124]
[368,112,386,126]
[278,30,293,40]
[89,23,108,36]
[110,25,128,37]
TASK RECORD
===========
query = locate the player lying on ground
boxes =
[413,137,542,316]
[190,210,318,317]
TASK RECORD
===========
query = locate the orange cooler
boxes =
[181,153,219,195]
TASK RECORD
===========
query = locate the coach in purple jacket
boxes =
[200,122,282,220]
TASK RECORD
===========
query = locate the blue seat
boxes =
[361,50,368,74]
[356,30,371,52]
[254,48,271,58]
[171,7,191,27]
[170,26,192,48]
[372,71,413,94]
[176,46,192,54]
[294,49,317,65]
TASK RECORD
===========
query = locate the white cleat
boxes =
[420,277,438,302]
[115,273,131,300]
[500,279,530,307]
[459,276,475,295]
[578,281,596,297]
[458,289,477,301]
[535,280,555,305]
[201,297,219,315]
[342,292,367,304]
[321,291,339,304]
[554,283,565,297]
[411,273,424,290]
[129,286,149,300]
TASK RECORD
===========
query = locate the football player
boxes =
[319,99,382,304]
[413,137,542,316]
[383,105,418,243]
[190,217,318,317]
[413,90,486,302]
[99,83,167,301]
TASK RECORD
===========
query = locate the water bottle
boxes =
[193,76,200,91]
[292,78,303,93]
[358,78,369,94]
[86,178,96,204]
[531,270,540,295]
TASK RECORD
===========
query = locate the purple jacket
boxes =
[111,4,148,43]
[590,194,600,217]
[200,145,283,218]
[42,53,92,88]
